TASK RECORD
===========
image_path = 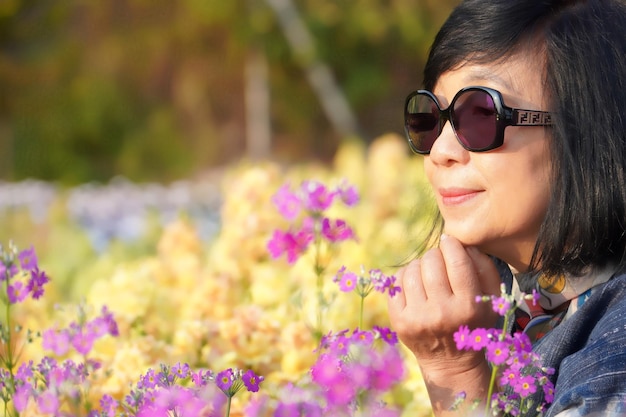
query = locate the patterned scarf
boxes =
[513,264,615,342]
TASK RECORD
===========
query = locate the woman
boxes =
[388,0,626,416]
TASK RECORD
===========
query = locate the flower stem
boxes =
[225,395,232,417]
[484,312,512,415]
[359,295,365,330]
[313,222,325,342]
[485,364,499,415]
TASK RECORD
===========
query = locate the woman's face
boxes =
[425,56,552,272]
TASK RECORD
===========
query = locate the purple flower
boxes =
[8,281,28,303]
[0,261,18,281]
[171,362,190,379]
[18,246,38,271]
[27,268,49,299]
[100,394,118,415]
[321,218,355,242]
[375,326,399,345]
[301,180,335,212]
[215,368,234,392]
[242,369,264,392]
[16,361,35,384]
[386,277,402,297]
[141,369,159,389]
[100,305,119,336]
[191,369,211,387]
[543,381,555,403]
[371,270,402,297]
[530,289,541,306]
[272,184,302,220]
[336,181,360,206]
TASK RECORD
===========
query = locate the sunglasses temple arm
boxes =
[511,109,553,126]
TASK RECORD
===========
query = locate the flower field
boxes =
[0,134,437,416]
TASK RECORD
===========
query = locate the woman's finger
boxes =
[465,246,502,296]
[438,234,481,296]
[420,247,453,299]
[388,259,426,328]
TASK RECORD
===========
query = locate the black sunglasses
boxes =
[404,86,553,154]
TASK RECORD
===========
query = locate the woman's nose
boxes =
[428,121,469,165]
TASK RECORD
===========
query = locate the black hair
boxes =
[421,0,626,277]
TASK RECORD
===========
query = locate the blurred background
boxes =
[0,7,452,407]
[0,0,458,184]
[0,0,457,291]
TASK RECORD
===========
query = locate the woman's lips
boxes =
[438,187,483,205]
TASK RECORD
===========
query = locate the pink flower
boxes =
[301,180,335,212]
[491,296,511,316]
[311,353,342,387]
[468,328,491,351]
[37,389,60,414]
[267,226,314,264]
[328,333,350,356]
[338,271,357,292]
[499,366,520,388]
[351,328,374,345]
[324,375,356,406]
[71,330,95,355]
[12,384,32,412]
[513,374,537,397]
[369,346,405,391]
[454,325,471,350]
[336,181,359,206]
[486,340,510,365]
[321,218,355,242]
[272,184,302,220]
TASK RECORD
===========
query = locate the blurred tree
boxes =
[0,0,458,184]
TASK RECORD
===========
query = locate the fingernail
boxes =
[440,233,448,241]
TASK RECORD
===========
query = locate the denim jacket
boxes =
[496,260,626,416]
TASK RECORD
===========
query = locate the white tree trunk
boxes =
[265,0,359,138]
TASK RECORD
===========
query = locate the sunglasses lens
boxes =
[405,94,440,153]
[452,90,498,151]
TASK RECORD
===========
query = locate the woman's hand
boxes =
[387,234,502,415]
